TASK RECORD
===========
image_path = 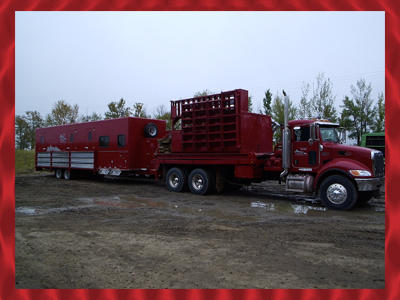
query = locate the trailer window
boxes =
[70,134,74,142]
[41,136,44,144]
[118,135,125,147]
[88,132,92,141]
[99,136,109,148]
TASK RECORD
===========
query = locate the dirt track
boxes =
[15,173,385,289]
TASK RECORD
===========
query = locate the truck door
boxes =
[292,126,320,169]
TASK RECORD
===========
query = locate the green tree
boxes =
[193,89,214,97]
[15,111,44,149]
[45,100,79,126]
[104,98,131,119]
[271,93,297,142]
[298,82,312,119]
[15,115,28,149]
[371,92,385,133]
[80,112,103,123]
[299,72,338,122]
[25,111,44,149]
[340,78,376,145]
[132,103,149,118]
[153,104,172,130]
[248,95,253,112]
[261,89,273,115]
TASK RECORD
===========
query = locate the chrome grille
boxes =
[373,151,385,177]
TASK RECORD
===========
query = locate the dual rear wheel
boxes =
[166,167,214,195]
[55,169,74,180]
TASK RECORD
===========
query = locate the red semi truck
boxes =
[35,89,385,210]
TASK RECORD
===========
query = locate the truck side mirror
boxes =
[340,127,346,144]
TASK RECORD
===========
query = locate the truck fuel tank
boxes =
[285,174,315,193]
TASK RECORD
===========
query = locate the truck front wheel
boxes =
[319,175,357,210]
[166,168,188,192]
[189,169,213,195]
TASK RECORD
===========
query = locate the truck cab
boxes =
[284,119,385,210]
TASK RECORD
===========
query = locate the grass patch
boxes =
[15,149,37,174]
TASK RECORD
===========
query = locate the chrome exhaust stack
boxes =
[280,90,291,182]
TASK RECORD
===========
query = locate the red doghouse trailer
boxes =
[35,117,167,179]
[36,89,385,210]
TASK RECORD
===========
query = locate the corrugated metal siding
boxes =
[36,152,94,170]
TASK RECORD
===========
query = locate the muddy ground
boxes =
[15,173,385,289]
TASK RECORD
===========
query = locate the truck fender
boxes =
[314,158,370,190]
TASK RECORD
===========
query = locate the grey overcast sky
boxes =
[15,11,385,118]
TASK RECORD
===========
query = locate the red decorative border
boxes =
[2,0,396,299]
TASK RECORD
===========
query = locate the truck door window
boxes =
[294,127,310,141]
[88,132,92,141]
[99,136,110,148]
[70,134,74,142]
[118,135,125,147]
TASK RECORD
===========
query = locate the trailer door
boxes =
[86,128,95,150]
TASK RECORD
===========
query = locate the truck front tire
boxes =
[166,167,188,192]
[319,175,357,210]
[189,169,213,195]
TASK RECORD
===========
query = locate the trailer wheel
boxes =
[55,169,63,179]
[63,169,73,180]
[319,175,357,210]
[189,169,213,195]
[144,123,158,138]
[166,167,188,192]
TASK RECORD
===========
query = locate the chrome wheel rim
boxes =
[149,126,157,136]
[326,183,347,204]
[192,175,204,191]
[169,173,180,188]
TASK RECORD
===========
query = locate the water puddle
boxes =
[250,201,326,214]
[15,205,95,216]
[16,194,383,221]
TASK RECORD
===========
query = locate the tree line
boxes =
[15,98,171,150]
[15,72,384,149]
[256,73,384,145]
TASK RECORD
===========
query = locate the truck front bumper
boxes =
[355,176,385,191]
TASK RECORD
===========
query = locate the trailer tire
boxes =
[55,169,63,179]
[144,123,158,138]
[63,169,73,180]
[319,175,357,210]
[189,169,213,195]
[166,167,188,192]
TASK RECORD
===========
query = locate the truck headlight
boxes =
[349,170,372,177]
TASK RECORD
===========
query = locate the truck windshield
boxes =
[320,127,340,143]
